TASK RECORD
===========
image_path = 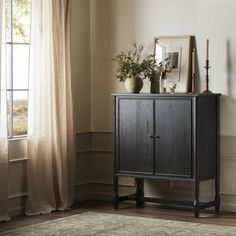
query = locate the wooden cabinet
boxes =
[154,99,192,177]
[118,99,154,174]
[112,93,221,217]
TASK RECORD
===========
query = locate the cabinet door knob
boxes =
[155,135,160,139]
[148,135,154,138]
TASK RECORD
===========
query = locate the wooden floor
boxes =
[1,200,236,233]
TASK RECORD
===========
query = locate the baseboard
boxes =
[74,192,112,202]
[8,191,236,218]
[90,192,113,201]
[74,192,94,203]
[221,202,236,212]
[9,206,26,218]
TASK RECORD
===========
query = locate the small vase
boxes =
[160,71,167,94]
[124,76,143,93]
[150,71,160,93]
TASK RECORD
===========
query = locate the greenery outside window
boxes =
[5,0,31,138]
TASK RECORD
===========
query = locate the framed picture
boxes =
[154,35,192,93]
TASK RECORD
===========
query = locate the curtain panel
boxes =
[26,0,75,214]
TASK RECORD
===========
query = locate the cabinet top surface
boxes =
[111,93,221,97]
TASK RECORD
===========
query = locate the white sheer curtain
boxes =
[0,0,10,222]
[26,0,75,214]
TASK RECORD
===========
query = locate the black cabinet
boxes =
[154,99,192,177]
[118,99,154,174]
[112,93,221,217]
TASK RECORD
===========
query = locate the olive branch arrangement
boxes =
[112,43,159,82]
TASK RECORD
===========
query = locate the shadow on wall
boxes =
[104,0,139,94]
[227,39,234,99]
[91,0,140,131]
[192,36,201,93]
[220,39,236,135]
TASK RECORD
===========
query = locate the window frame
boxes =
[6,0,31,139]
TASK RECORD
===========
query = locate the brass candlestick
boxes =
[202,59,212,94]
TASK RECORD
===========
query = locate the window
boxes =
[5,0,31,138]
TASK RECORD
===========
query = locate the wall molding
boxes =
[74,192,94,203]
[75,180,134,187]
[76,131,113,135]
[8,132,236,216]
[9,157,28,163]
[221,202,236,212]
[76,131,91,135]
[221,155,236,161]
[8,194,236,215]
[9,192,28,199]
[7,184,236,215]
[76,150,91,154]
[92,150,113,153]
[9,206,26,217]
[76,150,113,154]
[8,137,27,142]
[221,192,236,196]
[75,181,92,186]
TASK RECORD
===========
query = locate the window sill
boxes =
[8,135,28,141]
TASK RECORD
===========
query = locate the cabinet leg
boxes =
[194,201,200,218]
[215,196,220,214]
[135,178,144,205]
[194,180,200,218]
[215,177,220,214]
[113,176,119,209]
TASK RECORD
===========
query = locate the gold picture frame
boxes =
[154,35,193,93]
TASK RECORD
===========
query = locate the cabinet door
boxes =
[117,98,154,175]
[155,99,192,177]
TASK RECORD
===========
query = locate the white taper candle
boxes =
[206,37,209,60]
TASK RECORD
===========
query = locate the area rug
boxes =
[1,212,236,236]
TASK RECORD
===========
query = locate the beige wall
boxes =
[89,0,236,211]
[71,0,91,133]
[8,0,236,216]
[90,0,236,135]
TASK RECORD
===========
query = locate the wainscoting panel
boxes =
[221,135,236,157]
[8,195,27,217]
[88,183,135,201]
[220,159,236,194]
[169,135,236,211]
[76,151,92,185]
[75,132,135,202]
[77,133,236,212]
[76,132,91,152]
[74,183,93,203]
[214,135,236,211]
[7,133,236,215]
[9,161,28,195]
[8,139,27,161]
[90,132,135,187]
[91,152,113,184]
[91,132,113,151]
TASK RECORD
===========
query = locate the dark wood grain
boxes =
[112,93,221,217]
[197,96,217,179]
[118,98,154,174]
[155,98,192,177]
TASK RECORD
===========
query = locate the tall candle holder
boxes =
[202,59,212,94]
